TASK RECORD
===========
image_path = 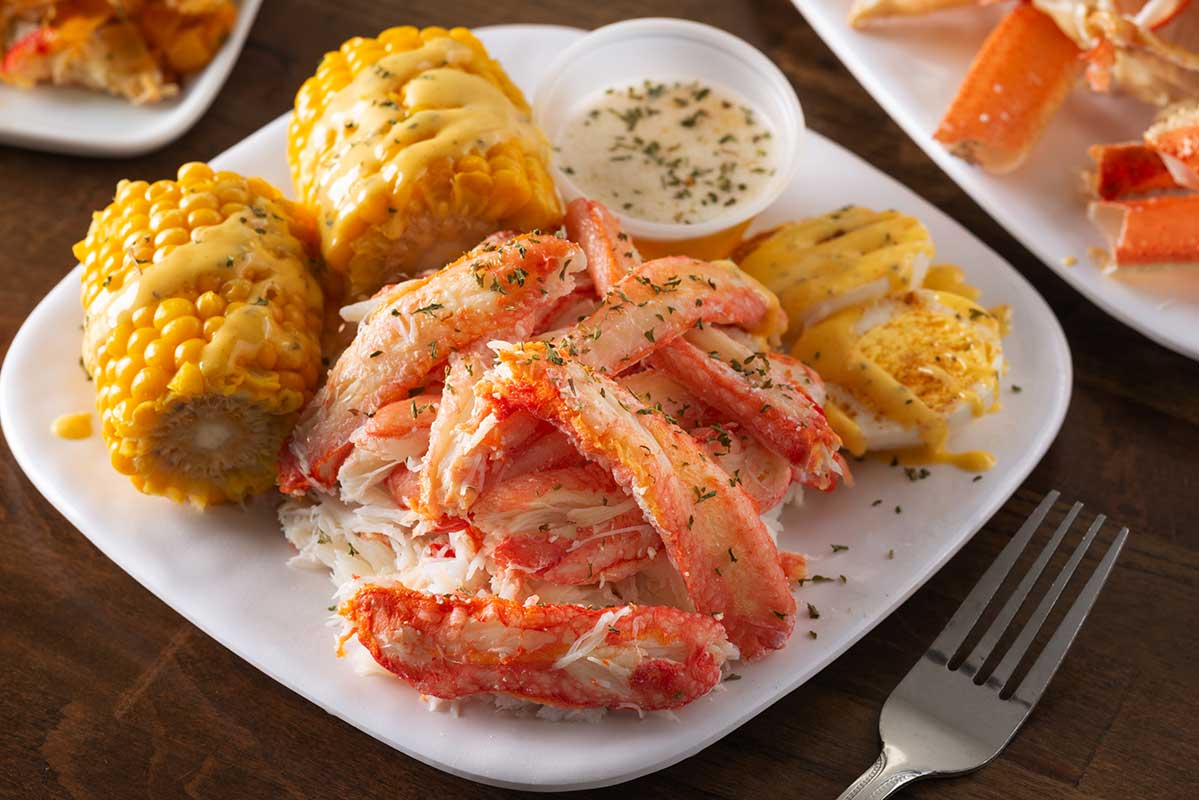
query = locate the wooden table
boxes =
[2,1,1196,797]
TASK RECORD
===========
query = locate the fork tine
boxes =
[927,491,1059,661]
[1012,526,1129,708]
[957,502,1083,677]
[989,515,1105,691]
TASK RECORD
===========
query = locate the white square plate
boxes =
[0,0,262,157]
[792,1,1199,360]
[0,24,1071,791]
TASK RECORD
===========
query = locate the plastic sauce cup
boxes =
[534,18,805,260]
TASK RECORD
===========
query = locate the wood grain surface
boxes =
[2,1,1197,798]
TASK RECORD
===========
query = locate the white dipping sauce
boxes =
[554,79,777,225]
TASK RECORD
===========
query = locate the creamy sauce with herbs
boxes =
[555,79,776,225]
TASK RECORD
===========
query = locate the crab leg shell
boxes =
[1089,195,1199,269]
[1088,142,1180,199]
[934,4,1083,174]
[483,341,797,659]
[341,582,736,710]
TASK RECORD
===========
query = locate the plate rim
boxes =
[0,22,1073,790]
[790,0,1199,361]
[0,0,264,157]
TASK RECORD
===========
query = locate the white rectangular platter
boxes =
[0,24,1071,791]
[793,0,1199,360]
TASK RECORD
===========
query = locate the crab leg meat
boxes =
[419,255,785,517]
[1089,195,1199,269]
[934,3,1083,174]
[472,465,660,585]
[649,327,847,491]
[482,341,797,659]
[1146,101,1199,190]
[341,582,738,710]
[337,392,441,502]
[566,198,844,489]
[281,233,584,492]
[620,368,796,511]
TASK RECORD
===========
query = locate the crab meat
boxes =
[1088,141,1180,198]
[565,197,844,490]
[341,582,738,710]
[482,341,797,659]
[337,392,441,503]
[564,198,642,296]
[1035,0,1199,105]
[1146,100,1199,188]
[280,233,584,493]
[1089,194,1199,268]
[934,3,1084,174]
[620,368,796,511]
[419,255,785,518]
[649,326,847,491]
[472,465,660,585]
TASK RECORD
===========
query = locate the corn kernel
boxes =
[170,362,205,396]
[175,337,206,366]
[131,367,168,402]
[196,291,226,319]
[145,341,177,374]
[161,315,203,347]
[202,315,225,338]
[154,298,195,328]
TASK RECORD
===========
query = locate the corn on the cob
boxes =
[287,25,563,299]
[75,162,325,507]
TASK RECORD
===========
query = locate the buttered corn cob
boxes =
[76,162,325,507]
[287,25,563,299]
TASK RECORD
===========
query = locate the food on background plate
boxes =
[933,4,1083,175]
[553,79,776,226]
[76,162,325,506]
[1086,101,1199,269]
[288,26,563,300]
[847,0,1199,271]
[848,0,976,26]
[1,0,237,104]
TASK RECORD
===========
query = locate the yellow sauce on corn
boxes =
[51,412,93,440]
[297,36,547,272]
[82,214,321,392]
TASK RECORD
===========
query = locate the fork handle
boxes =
[836,743,933,800]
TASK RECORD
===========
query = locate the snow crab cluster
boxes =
[277,198,849,714]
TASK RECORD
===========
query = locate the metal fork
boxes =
[837,491,1128,799]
